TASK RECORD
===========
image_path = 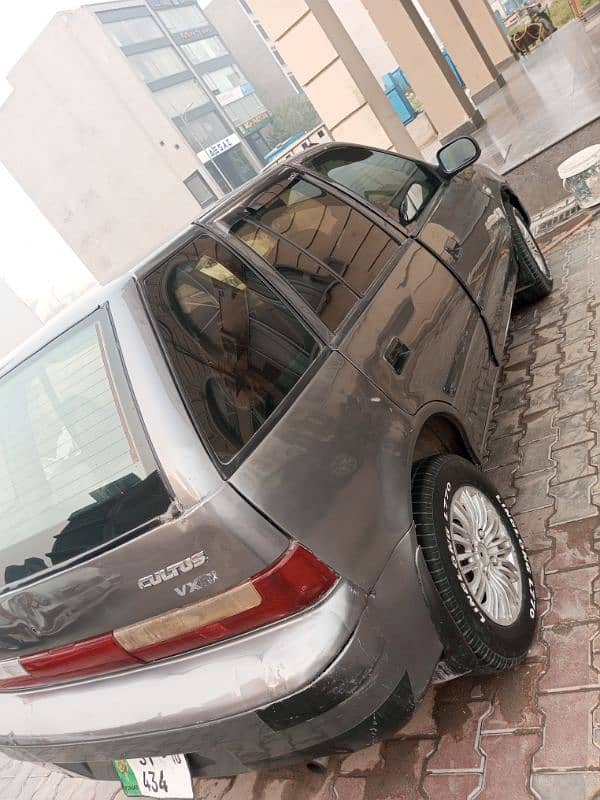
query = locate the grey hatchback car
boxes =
[0,138,551,795]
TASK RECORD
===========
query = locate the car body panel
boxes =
[415,166,515,359]
[231,351,414,591]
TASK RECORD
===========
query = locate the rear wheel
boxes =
[509,205,553,306]
[412,455,536,673]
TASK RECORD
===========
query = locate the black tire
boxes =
[509,204,553,306]
[412,455,536,673]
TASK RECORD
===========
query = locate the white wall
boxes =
[0,279,41,360]
[0,8,208,284]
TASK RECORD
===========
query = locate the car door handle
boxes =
[444,235,462,259]
[384,337,411,374]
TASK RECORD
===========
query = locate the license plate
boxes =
[113,755,193,799]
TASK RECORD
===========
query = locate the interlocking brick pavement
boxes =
[3,219,600,798]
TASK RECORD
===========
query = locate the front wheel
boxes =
[509,205,553,306]
[412,455,536,673]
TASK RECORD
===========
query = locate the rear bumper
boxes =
[0,528,443,779]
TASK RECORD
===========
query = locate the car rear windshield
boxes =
[0,309,171,591]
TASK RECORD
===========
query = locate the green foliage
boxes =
[266,95,321,148]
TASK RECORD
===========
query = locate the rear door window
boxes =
[143,235,321,465]
[0,309,170,589]
[306,145,440,226]
[232,175,400,304]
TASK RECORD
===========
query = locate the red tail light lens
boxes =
[0,544,336,691]
[115,542,337,661]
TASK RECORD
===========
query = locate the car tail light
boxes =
[0,544,336,692]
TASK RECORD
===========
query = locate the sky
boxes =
[0,1,96,324]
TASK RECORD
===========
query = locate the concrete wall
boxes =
[204,0,297,112]
[0,8,206,284]
[0,280,41,361]
[329,0,397,85]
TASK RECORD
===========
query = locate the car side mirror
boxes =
[436,137,481,177]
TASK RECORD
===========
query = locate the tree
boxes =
[266,94,322,147]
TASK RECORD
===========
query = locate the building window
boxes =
[157,5,207,33]
[181,36,228,64]
[128,46,185,83]
[143,236,320,464]
[204,64,246,94]
[184,172,216,206]
[238,0,253,14]
[289,75,303,94]
[255,23,269,40]
[224,94,267,128]
[153,79,208,118]
[272,48,285,66]
[177,111,231,151]
[104,16,163,47]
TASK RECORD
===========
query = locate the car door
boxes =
[225,169,494,448]
[414,166,515,360]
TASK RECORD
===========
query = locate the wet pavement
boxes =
[476,19,600,174]
[2,218,600,798]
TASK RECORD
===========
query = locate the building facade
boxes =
[91,0,274,180]
[0,1,283,283]
[204,0,302,113]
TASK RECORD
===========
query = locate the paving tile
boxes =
[482,663,543,732]
[396,687,437,738]
[554,409,594,449]
[563,318,593,345]
[557,358,594,392]
[517,436,555,476]
[528,550,552,602]
[340,744,383,775]
[359,740,431,800]
[332,777,365,800]
[553,441,594,483]
[426,701,487,772]
[521,411,556,445]
[531,340,560,367]
[486,433,520,468]
[222,773,258,800]
[421,773,481,799]
[505,341,533,369]
[557,384,595,418]
[540,622,600,692]
[537,306,563,329]
[546,517,599,572]
[564,300,590,327]
[549,475,598,526]
[497,382,528,413]
[484,463,517,498]
[502,364,530,389]
[512,470,554,513]
[529,360,558,392]
[512,506,554,552]
[531,772,600,800]
[534,690,600,770]
[562,337,594,366]
[479,732,541,800]
[194,779,233,800]
[522,385,557,418]
[544,565,599,626]
[489,408,524,440]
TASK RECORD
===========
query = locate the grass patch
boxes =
[548,0,600,27]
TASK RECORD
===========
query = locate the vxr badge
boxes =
[137,551,207,590]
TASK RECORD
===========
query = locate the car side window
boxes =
[307,145,441,226]
[234,176,399,300]
[144,235,320,465]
